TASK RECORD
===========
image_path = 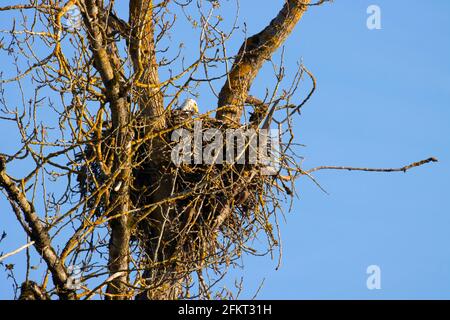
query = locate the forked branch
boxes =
[0,156,75,300]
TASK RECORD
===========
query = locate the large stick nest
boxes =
[74,110,295,293]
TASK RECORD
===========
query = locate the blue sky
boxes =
[1,0,449,299]
[228,0,450,299]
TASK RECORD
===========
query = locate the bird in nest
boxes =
[178,98,199,114]
[170,98,199,127]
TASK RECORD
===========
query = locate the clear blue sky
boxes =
[1,0,449,299]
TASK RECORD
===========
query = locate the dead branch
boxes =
[306,157,438,174]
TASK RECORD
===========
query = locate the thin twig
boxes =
[306,157,438,174]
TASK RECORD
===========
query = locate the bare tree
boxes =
[0,0,436,300]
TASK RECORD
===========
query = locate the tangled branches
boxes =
[0,0,436,300]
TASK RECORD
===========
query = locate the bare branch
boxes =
[217,0,316,123]
[0,241,35,263]
[0,156,75,300]
[306,157,439,174]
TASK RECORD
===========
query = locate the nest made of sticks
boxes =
[74,110,284,288]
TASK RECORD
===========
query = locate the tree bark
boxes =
[128,0,180,300]
[129,0,166,129]
[81,0,132,299]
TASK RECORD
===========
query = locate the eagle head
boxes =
[178,98,199,114]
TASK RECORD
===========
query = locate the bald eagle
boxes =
[169,99,199,128]
[178,98,199,114]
